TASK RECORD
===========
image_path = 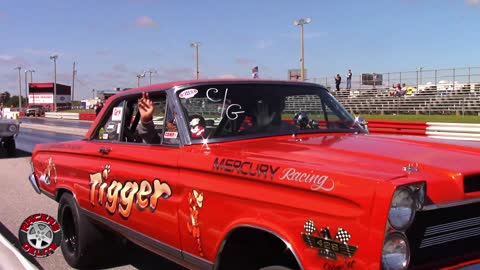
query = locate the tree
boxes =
[6,95,27,108]
[0,91,11,104]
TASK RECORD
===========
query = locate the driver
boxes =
[137,92,177,144]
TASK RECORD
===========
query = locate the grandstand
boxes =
[311,66,480,115]
[331,82,480,116]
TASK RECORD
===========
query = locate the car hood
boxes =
[218,133,480,180]
[206,133,480,205]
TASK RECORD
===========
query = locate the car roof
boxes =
[118,79,322,97]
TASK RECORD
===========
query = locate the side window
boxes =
[124,94,169,145]
[93,101,125,141]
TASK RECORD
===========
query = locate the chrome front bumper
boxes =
[28,173,41,194]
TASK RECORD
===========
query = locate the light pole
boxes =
[136,72,146,87]
[293,17,311,81]
[146,69,157,85]
[72,62,77,102]
[190,42,201,79]
[14,66,22,109]
[418,66,424,85]
[50,54,58,111]
[25,69,35,106]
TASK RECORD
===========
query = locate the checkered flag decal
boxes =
[335,227,351,244]
[304,220,317,235]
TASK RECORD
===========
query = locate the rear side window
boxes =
[92,92,179,146]
[94,101,125,141]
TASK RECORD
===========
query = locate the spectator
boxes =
[346,69,352,90]
[335,74,342,92]
[95,101,103,116]
[394,83,404,97]
[0,103,3,119]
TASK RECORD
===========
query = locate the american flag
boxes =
[252,66,259,78]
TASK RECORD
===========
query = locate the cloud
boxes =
[0,55,29,67]
[256,40,272,49]
[218,74,237,79]
[135,16,159,28]
[466,0,480,6]
[235,57,255,65]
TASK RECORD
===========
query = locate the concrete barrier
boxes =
[45,112,80,120]
[79,113,96,121]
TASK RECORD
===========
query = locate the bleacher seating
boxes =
[331,84,480,115]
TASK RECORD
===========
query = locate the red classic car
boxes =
[29,80,480,270]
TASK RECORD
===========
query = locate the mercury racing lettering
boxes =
[89,165,172,219]
[280,168,335,191]
[213,158,279,180]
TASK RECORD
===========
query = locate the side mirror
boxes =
[357,116,369,133]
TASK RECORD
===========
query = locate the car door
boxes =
[87,91,184,258]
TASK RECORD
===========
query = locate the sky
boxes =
[1,0,480,99]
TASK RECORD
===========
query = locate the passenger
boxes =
[240,97,289,133]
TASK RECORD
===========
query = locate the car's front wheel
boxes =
[58,193,107,268]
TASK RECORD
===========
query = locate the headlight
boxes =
[382,233,410,270]
[388,187,416,230]
[8,124,17,132]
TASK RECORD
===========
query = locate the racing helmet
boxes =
[293,112,309,128]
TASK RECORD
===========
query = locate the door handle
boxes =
[99,147,111,154]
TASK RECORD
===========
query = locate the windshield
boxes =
[177,83,365,142]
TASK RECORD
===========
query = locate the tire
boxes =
[58,193,105,268]
[4,137,15,157]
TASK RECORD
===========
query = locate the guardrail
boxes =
[367,120,480,141]
[367,120,427,136]
[426,122,480,141]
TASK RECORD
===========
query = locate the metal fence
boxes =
[311,66,480,90]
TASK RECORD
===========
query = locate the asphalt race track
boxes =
[0,120,186,270]
[20,117,93,130]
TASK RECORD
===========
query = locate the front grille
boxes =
[406,202,480,268]
[464,174,480,193]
